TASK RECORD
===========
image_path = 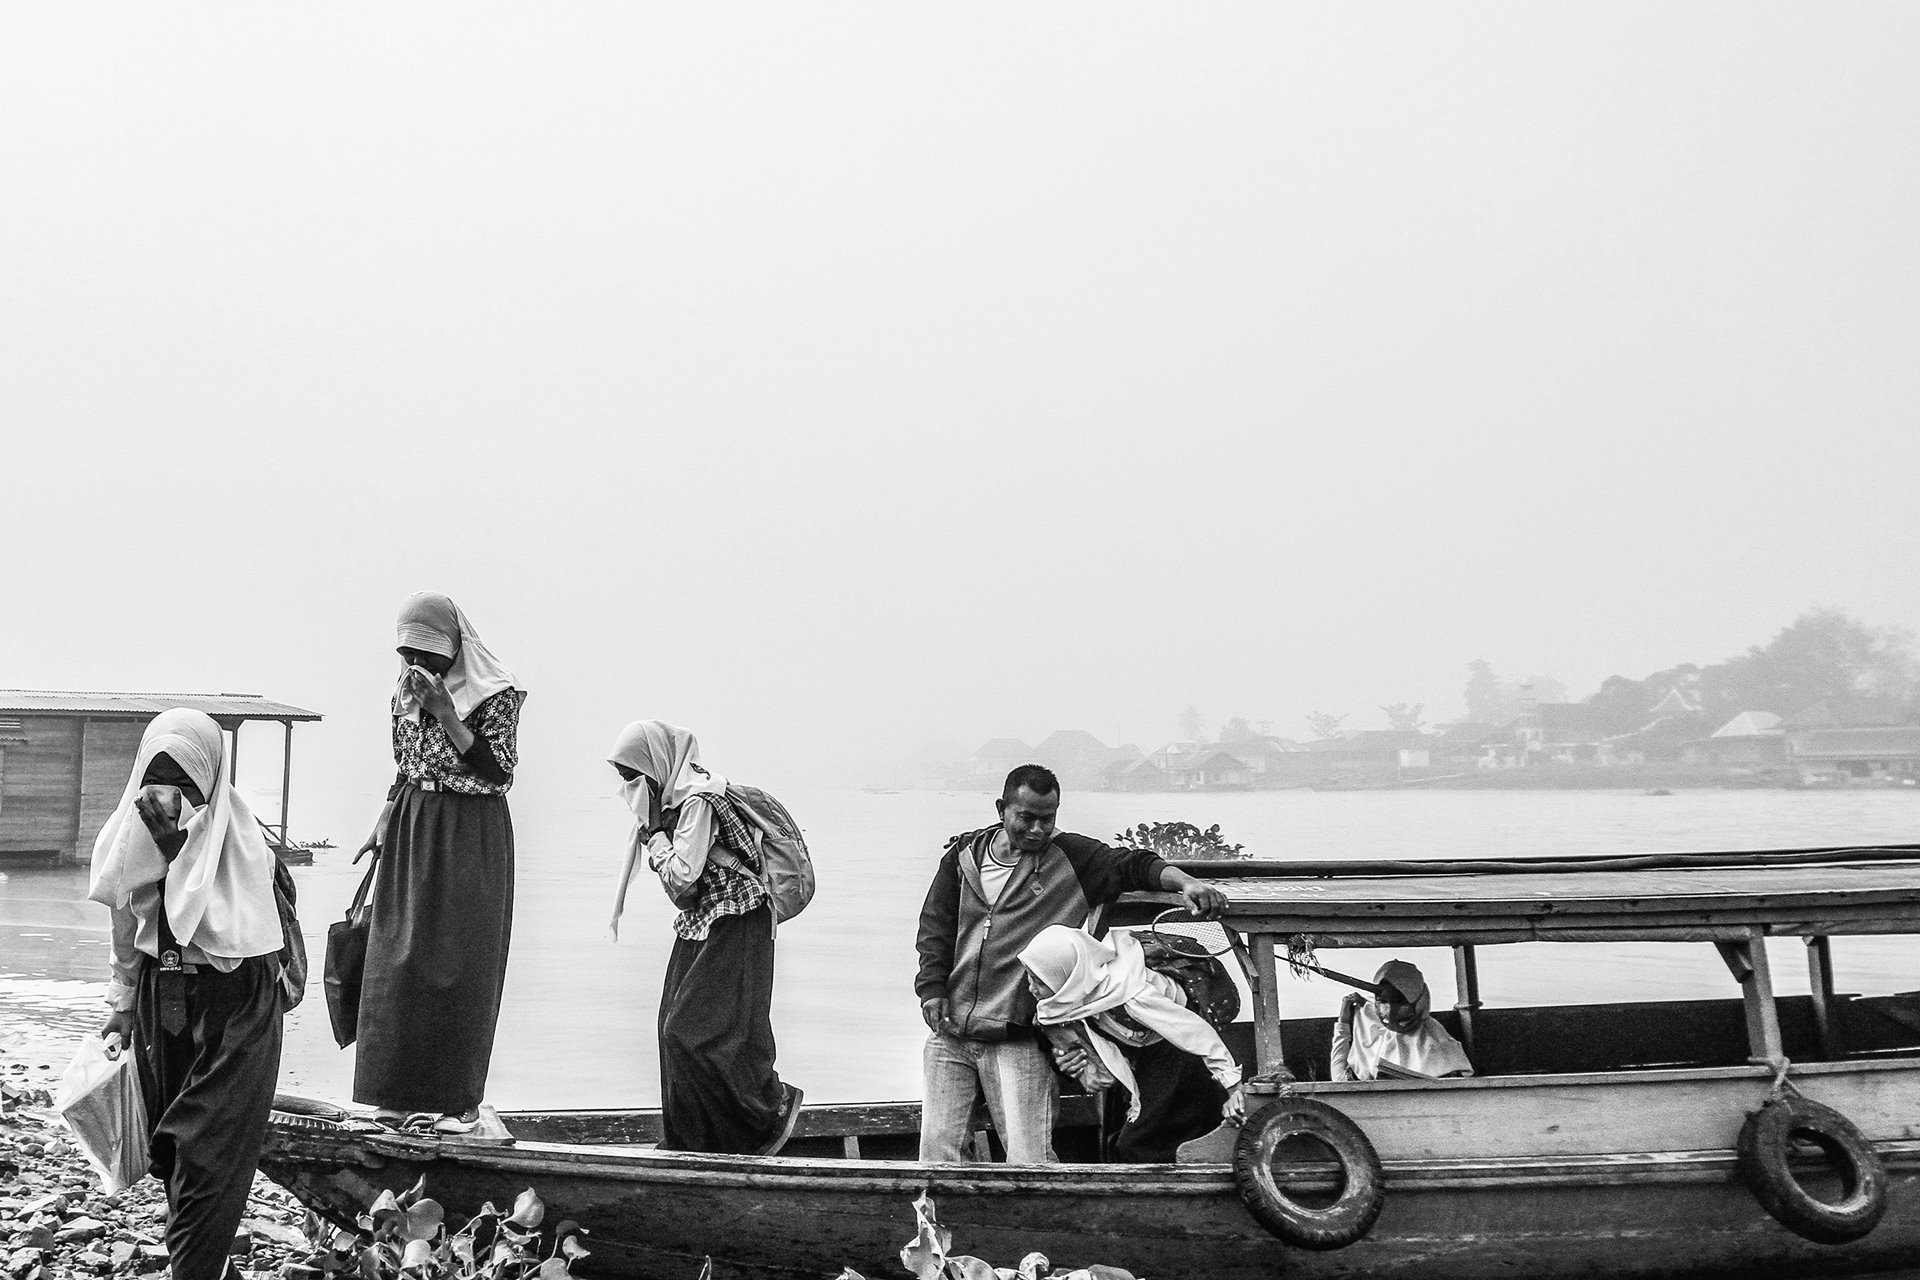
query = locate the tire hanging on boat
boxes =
[1736,1093,1887,1245]
[1232,1097,1385,1250]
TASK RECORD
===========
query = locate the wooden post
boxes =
[279,719,294,848]
[1729,937,1784,1065]
[1250,934,1284,1081]
[1225,928,1259,1003]
[1452,944,1482,1059]
[230,721,241,783]
[1805,935,1836,1060]
[70,717,90,863]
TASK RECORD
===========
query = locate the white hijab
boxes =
[607,720,728,810]
[87,708,281,960]
[1018,925,1155,1112]
[606,720,729,939]
[391,591,519,721]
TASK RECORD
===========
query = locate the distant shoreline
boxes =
[889,764,1920,795]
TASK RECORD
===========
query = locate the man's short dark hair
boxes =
[1002,764,1060,804]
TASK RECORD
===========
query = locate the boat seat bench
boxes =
[1227,990,1920,1082]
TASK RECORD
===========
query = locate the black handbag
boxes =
[323,859,378,1048]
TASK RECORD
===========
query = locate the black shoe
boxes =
[755,1084,804,1156]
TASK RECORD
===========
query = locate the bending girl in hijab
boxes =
[91,708,286,1280]
[353,591,525,1134]
[1330,960,1474,1082]
[608,720,802,1156]
[1017,925,1245,1161]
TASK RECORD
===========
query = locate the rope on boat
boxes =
[1767,1055,1796,1099]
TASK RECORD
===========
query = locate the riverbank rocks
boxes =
[1,1056,312,1280]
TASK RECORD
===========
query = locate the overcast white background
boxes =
[4,6,1917,810]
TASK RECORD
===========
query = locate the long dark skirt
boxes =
[135,954,284,1280]
[658,904,786,1153]
[354,786,514,1113]
[1104,1038,1228,1163]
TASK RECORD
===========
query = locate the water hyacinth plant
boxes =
[285,1178,589,1280]
[834,1191,1137,1280]
[1114,821,1246,861]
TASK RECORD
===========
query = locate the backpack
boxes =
[707,783,815,924]
[271,858,308,1010]
[1137,932,1239,1029]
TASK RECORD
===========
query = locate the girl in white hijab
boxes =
[606,720,802,1155]
[89,708,288,1280]
[607,719,730,936]
[353,591,526,1135]
[1017,924,1245,1129]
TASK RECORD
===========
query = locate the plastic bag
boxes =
[57,1036,150,1192]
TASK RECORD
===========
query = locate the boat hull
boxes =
[260,1121,1920,1280]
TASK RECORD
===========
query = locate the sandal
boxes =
[370,1108,410,1130]
[433,1108,481,1135]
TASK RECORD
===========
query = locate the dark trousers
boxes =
[1105,1038,1228,1163]
[658,905,786,1153]
[135,954,284,1280]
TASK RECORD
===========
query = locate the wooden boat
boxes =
[262,845,1920,1279]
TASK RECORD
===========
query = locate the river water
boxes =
[3,785,1918,1109]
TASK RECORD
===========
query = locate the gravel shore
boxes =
[2,1044,315,1280]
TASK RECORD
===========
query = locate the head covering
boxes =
[391,591,519,721]
[1375,960,1432,1027]
[606,720,728,810]
[605,721,728,941]
[1018,926,1158,1117]
[87,708,281,960]
[1341,958,1473,1080]
[1020,925,1153,1025]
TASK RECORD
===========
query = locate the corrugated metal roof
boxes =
[0,690,322,721]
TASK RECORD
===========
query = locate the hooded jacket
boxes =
[915,826,1170,1042]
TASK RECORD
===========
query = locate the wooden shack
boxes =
[0,690,321,866]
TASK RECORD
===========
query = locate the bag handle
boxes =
[346,857,378,917]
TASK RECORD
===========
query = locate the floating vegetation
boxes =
[288,1179,589,1280]
[1114,821,1247,861]
[837,1191,1137,1280]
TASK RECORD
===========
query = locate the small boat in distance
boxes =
[263,845,1920,1279]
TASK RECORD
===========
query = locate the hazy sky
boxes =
[5,5,1918,796]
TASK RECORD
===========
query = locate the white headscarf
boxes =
[607,720,728,810]
[605,720,728,939]
[87,708,281,960]
[1343,960,1474,1080]
[391,591,519,721]
[1018,925,1156,1112]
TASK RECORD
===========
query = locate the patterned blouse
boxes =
[388,688,525,798]
[654,791,766,941]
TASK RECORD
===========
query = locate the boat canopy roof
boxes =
[1135,846,1920,946]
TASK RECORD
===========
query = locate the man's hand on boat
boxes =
[1222,1082,1247,1124]
[1162,867,1229,920]
[921,996,955,1035]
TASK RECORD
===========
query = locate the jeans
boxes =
[919,1030,1058,1163]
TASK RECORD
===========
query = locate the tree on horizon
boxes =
[1381,702,1425,732]
[1306,711,1347,740]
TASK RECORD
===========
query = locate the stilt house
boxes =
[0,690,321,865]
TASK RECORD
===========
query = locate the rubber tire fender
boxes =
[1736,1093,1888,1245]
[1232,1096,1385,1250]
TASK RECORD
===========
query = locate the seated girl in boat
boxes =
[1331,959,1473,1081]
[1016,924,1246,1158]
